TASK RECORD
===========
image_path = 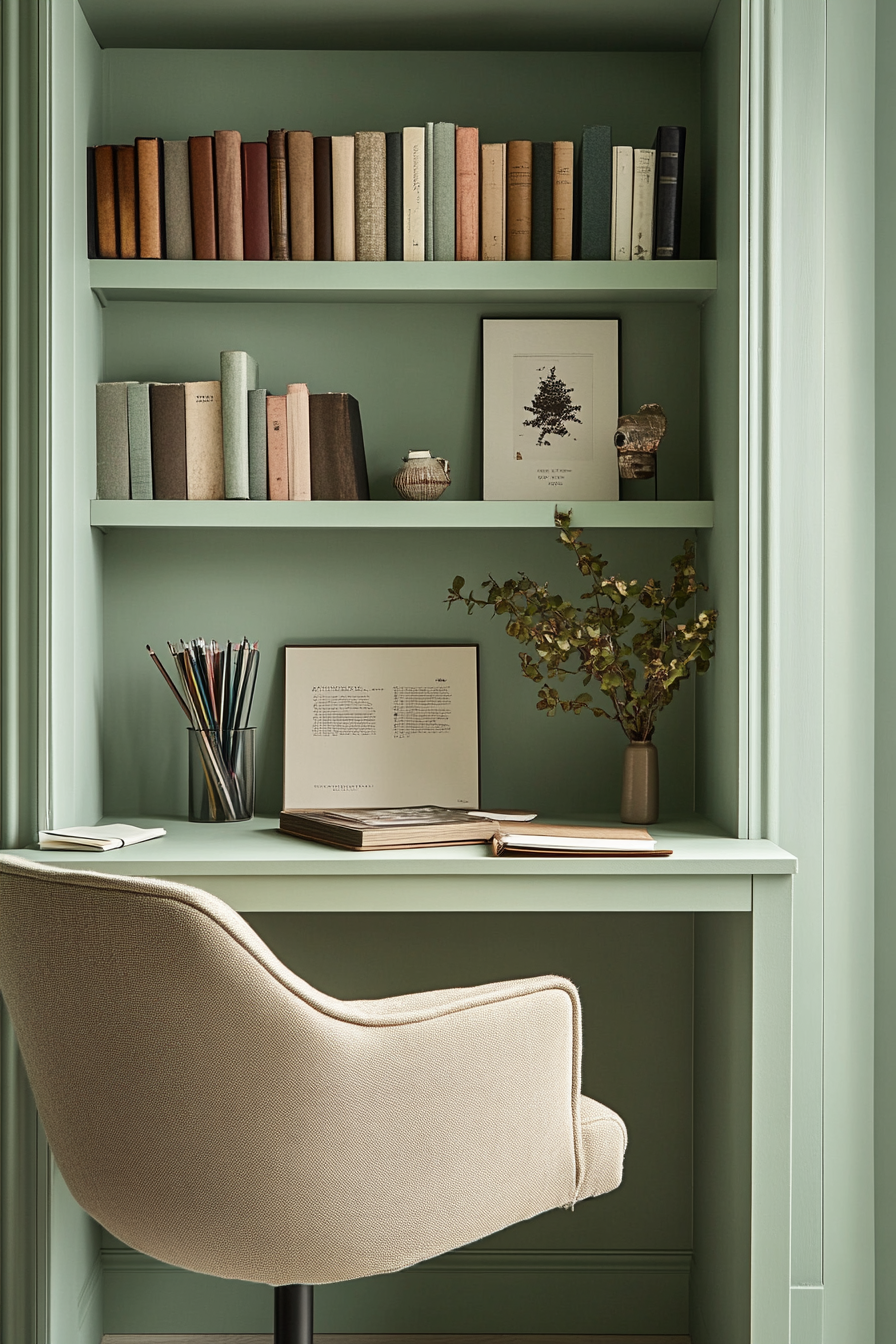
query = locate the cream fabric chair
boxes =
[0,855,627,1342]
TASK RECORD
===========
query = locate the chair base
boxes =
[275,1283,314,1344]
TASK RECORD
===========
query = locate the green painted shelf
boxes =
[89,499,715,530]
[89,259,718,305]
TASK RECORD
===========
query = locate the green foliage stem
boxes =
[447,512,717,743]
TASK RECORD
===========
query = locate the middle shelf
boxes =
[90,499,715,530]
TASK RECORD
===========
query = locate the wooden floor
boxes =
[101,1334,692,1344]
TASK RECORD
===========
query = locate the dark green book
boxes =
[531,142,553,260]
[580,125,612,260]
[386,131,403,261]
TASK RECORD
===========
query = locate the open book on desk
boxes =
[279,806,536,851]
[38,824,167,852]
[491,824,672,857]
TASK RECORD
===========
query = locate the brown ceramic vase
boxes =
[620,741,659,824]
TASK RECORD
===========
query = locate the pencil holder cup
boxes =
[188,727,255,823]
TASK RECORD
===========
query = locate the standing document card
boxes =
[283,645,479,810]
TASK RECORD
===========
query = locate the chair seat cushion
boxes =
[578,1095,627,1200]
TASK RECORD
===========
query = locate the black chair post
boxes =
[275,1283,313,1344]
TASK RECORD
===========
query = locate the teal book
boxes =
[580,125,612,260]
[425,122,434,261]
[126,383,153,499]
[220,350,259,500]
[531,142,553,260]
[248,387,268,500]
[432,121,456,261]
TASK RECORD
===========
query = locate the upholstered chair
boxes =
[0,855,627,1343]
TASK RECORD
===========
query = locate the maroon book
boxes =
[313,137,333,261]
[242,142,271,260]
[188,136,217,259]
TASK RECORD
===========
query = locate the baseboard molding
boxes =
[101,1249,692,1337]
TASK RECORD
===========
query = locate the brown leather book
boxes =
[268,130,289,260]
[266,395,288,500]
[115,145,137,259]
[287,131,314,260]
[241,142,271,260]
[136,138,162,258]
[313,137,333,261]
[189,136,217,260]
[309,393,370,500]
[506,140,533,260]
[455,126,479,261]
[95,145,118,258]
[552,140,574,260]
[480,143,506,260]
[215,130,243,260]
[355,131,387,262]
[149,383,187,500]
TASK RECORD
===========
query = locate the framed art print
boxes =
[283,644,480,810]
[482,318,620,501]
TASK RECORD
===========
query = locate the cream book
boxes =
[39,824,167,851]
[480,142,507,260]
[402,126,425,260]
[184,380,224,499]
[631,148,656,260]
[331,135,356,261]
[286,382,311,500]
[611,146,634,261]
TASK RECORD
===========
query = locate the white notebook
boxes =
[38,824,167,852]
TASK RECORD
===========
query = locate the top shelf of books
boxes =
[89,259,718,306]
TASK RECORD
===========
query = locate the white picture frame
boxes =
[283,644,480,811]
[482,318,620,501]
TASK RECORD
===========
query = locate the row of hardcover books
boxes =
[96,354,370,502]
[86,124,686,264]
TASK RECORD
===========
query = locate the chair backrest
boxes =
[0,855,345,1283]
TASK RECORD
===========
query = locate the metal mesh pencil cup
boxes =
[188,726,256,823]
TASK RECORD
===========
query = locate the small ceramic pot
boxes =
[392,450,451,501]
[620,740,659,824]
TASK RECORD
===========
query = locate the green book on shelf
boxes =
[580,124,612,260]
[531,142,553,260]
[432,121,456,262]
[126,383,153,499]
[220,350,259,500]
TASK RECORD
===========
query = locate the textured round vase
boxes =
[620,741,659,824]
[392,450,451,500]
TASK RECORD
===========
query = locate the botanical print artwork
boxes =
[513,354,594,460]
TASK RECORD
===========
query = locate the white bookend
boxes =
[184,380,224,500]
[220,350,258,500]
[402,126,425,260]
[631,148,656,260]
[611,146,634,261]
[480,143,507,260]
[286,382,311,500]
[331,135,356,261]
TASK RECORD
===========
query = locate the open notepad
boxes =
[38,825,167,852]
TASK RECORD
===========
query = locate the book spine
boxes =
[631,148,656,260]
[136,138,164,258]
[266,395,288,500]
[126,383,153,499]
[287,130,314,261]
[248,387,268,499]
[95,382,134,500]
[220,350,258,500]
[148,383,187,500]
[313,137,333,260]
[188,136,217,260]
[286,382,312,500]
[86,147,98,258]
[579,125,612,261]
[115,145,137,259]
[184,380,225,500]
[455,126,479,260]
[268,129,289,260]
[162,140,193,260]
[95,145,118,258]
[331,135,356,261]
[506,140,532,261]
[530,142,553,260]
[653,126,686,258]
[425,122,434,261]
[611,146,634,261]
[385,131,403,261]
[241,142,271,261]
[551,140,574,260]
[480,143,506,260]
[215,129,244,260]
[354,131,387,262]
[432,122,455,262]
[402,126,425,261]
[309,393,370,500]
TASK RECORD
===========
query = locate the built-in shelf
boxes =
[89,259,718,306]
[90,499,715,530]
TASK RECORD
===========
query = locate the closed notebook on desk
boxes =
[492,824,672,857]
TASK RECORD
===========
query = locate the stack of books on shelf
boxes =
[95,353,369,502]
[86,124,686,264]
